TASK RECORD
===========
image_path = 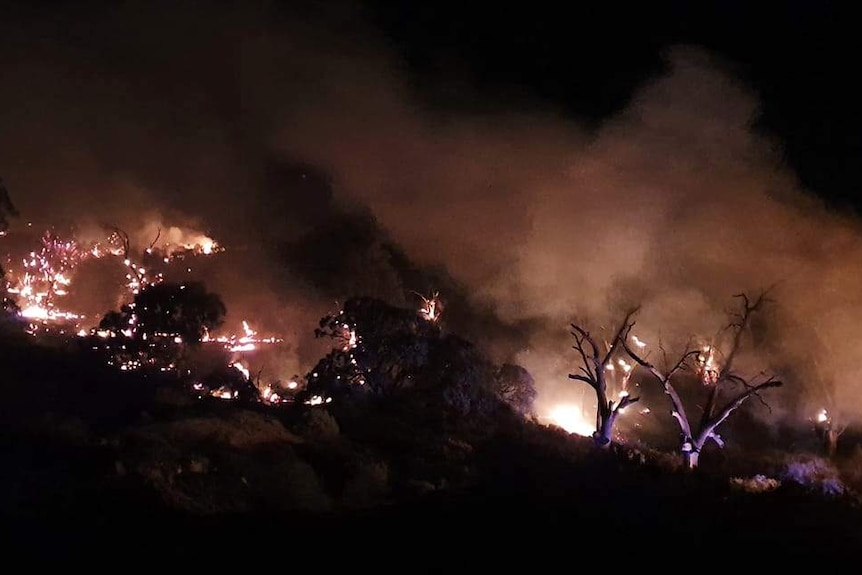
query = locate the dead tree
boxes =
[624,292,783,469]
[0,178,19,311]
[103,224,131,259]
[814,404,847,458]
[569,308,640,448]
[148,227,162,252]
[0,176,19,234]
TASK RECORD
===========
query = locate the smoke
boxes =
[2,2,862,432]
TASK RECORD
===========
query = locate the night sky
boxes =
[2,1,861,429]
[369,1,860,210]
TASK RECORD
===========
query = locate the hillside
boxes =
[3,326,862,568]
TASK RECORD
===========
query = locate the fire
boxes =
[544,404,594,437]
[416,290,442,323]
[201,319,283,353]
[338,323,357,351]
[2,225,219,334]
[231,361,250,380]
[817,408,829,423]
[696,345,720,385]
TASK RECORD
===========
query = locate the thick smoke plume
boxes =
[2,2,861,432]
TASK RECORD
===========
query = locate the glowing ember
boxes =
[305,395,333,406]
[201,319,283,352]
[3,225,220,335]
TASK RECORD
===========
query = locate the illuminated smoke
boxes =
[2,4,862,435]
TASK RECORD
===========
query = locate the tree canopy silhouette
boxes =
[302,296,535,421]
[100,281,226,346]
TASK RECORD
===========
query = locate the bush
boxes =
[729,474,782,493]
[298,407,341,441]
[779,454,846,497]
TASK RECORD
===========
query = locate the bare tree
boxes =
[0,177,18,234]
[103,224,130,259]
[568,308,641,448]
[623,292,783,469]
[0,177,20,314]
[812,382,847,458]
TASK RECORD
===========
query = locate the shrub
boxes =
[779,454,846,497]
[299,407,341,441]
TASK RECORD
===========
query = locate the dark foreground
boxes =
[6,447,862,569]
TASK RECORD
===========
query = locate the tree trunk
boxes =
[683,449,699,469]
[682,437,702,469]
[825,428,839,458]
[594,411,616,448]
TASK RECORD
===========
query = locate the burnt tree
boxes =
[624,292,783,469]
[813,404,847,459]
[0,177,20,314]
[0,176,18,233]
[569,308,640,448]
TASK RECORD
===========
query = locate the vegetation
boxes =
[94,280,227,373]
[1,275,861,564]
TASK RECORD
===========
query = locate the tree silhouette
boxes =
[302,296,534,420]
[125,281,226,346]
[0,177,20,316]
[97,281,226,372]
[493,363,537,418]
[623,292,783,469]
[303,296,439,400]
[0,177,18,234]
[569,308,641,448]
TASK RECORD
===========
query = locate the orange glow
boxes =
[543,404,594,437]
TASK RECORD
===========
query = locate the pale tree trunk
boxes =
[569,309,640,450]
[824,428,839,458]
[682,435,710,469]
[594,406,617,448]
[683,449,699,469]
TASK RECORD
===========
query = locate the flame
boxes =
[696,345,720,385]
[201,319,283,353]
[305,395,333,406]
[3,225,220,335]
[544,404,594,437]
[231,361,250,380]
[416,290,442,323]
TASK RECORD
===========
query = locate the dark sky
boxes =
[2,1,862,427]
[366,1,861,210]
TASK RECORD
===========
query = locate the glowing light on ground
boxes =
[544,404,594,437]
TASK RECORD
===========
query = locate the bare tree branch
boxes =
[103,224,130,259]
[601,307,640,367]
[706,378,783,434]
[570,307,642,447]
[570,323,600,382]
[624,336,699,442]
[148,227,162,252]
